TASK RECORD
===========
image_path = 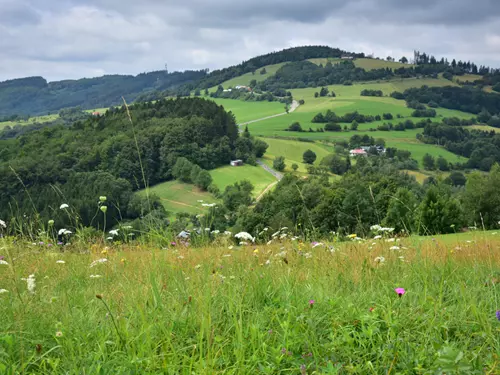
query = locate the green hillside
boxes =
[308,57,412,71]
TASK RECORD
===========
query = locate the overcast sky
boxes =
[0,0,499,82]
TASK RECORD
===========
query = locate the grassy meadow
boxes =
[211,98,284,124]
[2,231,500,373]
[210,165,276,197]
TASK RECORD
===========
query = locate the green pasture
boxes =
[210,98,284,124]
[216,63,286,89]
[259,137,333,173]
[308,57,412,71]
[210,165,276,197]
[0,113,59,130]
[143,181,217,216]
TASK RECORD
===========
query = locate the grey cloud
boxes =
[0,0,499,81]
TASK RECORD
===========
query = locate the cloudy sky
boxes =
[1,0,499,82]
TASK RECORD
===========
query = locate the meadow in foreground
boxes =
[1,232,500,374]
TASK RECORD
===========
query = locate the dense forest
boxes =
[0,70,207,116]
[0,98,265,230]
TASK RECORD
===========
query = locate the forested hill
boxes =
[0,69,207,117]
[0,97,249,229]
[194,45,363,89]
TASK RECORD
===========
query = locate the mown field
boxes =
[143,165,277,215]
[2,231,500,373]
[210,98,284,124]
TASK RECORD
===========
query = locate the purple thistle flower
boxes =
[496,310,500,321]
[309,299,315,308]
[0,256,4,260]
[300,364,307,375]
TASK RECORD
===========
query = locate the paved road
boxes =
[257,159,283,180]
[238,100,299,127]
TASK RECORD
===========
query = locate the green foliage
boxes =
[195,170,213,191]
[302,149,317,164]
[291,163,299,172]
[222,180,254,211]
[273,156,286,172]
[423,153,436,170]
[383,187,417,232]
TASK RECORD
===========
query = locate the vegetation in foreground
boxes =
[1,232,500,374]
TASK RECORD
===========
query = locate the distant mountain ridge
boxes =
[0,70,207,116]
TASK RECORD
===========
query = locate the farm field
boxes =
[210,165,276,197]
[210,98,284,124]
[2,231,500,373]
[0,113,59,130]
[142,180,218,217]
[308,57,413,71]
[259,137,333,173]
[215,63,286,89]
[244,82,473,165]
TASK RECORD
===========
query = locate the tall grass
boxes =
[1,233,499,373]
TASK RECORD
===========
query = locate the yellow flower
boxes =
[101,249,108,255]
[253,249,259,254]
[120,258,126,263]
[348,234,357,239]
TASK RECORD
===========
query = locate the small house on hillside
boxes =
[341,55,354,60]
[230,160,243,166]
[92,112,100,116]
[349,149,367,157]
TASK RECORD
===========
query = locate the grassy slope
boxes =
[217,63,286,88]
[2,233,500,373]
[0,113,59,130]
[145,181,218,216]
[210,98,284,123]
[308,57,412,71]
[260,137,333,173]
[246,81,470,165]
[210,165,276,197]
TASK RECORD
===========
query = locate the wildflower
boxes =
[106,237,113,240]
[312,242,323,248]
[267,240,273,245]
[212,230,220,235]
[281,227,288,231]
[304,252,312,259]
[26,274,36,294]
[197,200,204,203]
[0,289,8,294]
[0,260,8,265]
[386,238,395,242]
[109,229,119,236]
[309,299,315,307]
[99,196,107,202]
[89,275,102,278]
[121,258,126,263]
[496,310,500,321]
[271,231,280,238]
[48,220,54,226]
[253,249,259,254]
[348,234,357,239]
[374,235,382,240]
[100,206,108,213]
[56,260,65,264]
[228,245,234,250]
[58,229,72,236]
[369,306,375,312]
[370,225,382,232]
[55,331,63,337]
[224,231,232,235]
[394,287,406,296]
[201,203,216,207]
[223,254,232,257]
[239,241,248,245]
[60,204,69,209]
[300,364,307,375]
[101,249,108,255]
[280,233,287,239]
[390,246,400,250]
[374,256,385,263]
[265,259,271,265]
[89,258,108,268]
[194,264,201,270]
[235,232,255,242]
[205,228,210,231]
[0,219,5,228]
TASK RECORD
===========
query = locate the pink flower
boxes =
[309,299,315,308]
[394,288,406,296]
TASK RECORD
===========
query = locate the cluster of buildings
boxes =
[349,146,385,157]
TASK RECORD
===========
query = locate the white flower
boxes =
[0,260,8,265]
[271,231,280,238]
[55,331,63,337]
[234,232,255,242]
[0,289,8,294]
[275,251,287,258]
[390,246,400,250]
[223,254,232,257]
[58,228,72,236]
[194,264,201,270]
[212,230,220,234]
[122,225,133,230]
[224,231,232,235]
[109,229,119,236]
[304,253,313,259]
[205,228,210,231]
[380,227,394,232]
[106,237,113,240]
[90,258,108,268]
[291,236,298,241]
[239,241,248,245]
[265,259,271,265]
[267,240,273,245]
[374,235,382,240]
[228,245,234,250]
[280,233,287,239]
[89,274,102,278]
[370,224,382,231]
[197,200,204,203]
[386,238,395,242]
[0,219,6,228]
[312,242,324,248]
[374,256,385,263]
[263,227,268,231]
[56,260,65,264]
[281,227,288,230]
[26,274,36,294]
[60,204,69,209]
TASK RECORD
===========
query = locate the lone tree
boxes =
[423,153,436,170]
[319,87,329,97]
[273,156,286,172]
[291,163,299,172]
[303,149,317,164]
[350,120,359,131]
